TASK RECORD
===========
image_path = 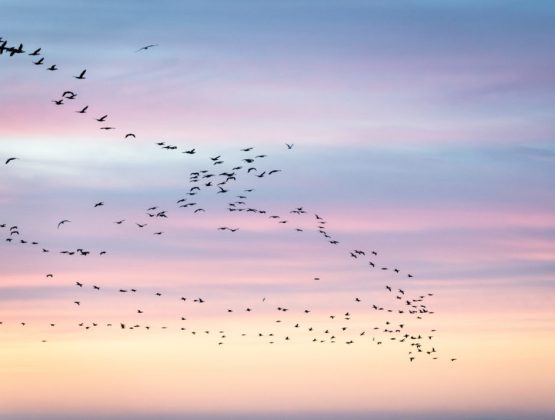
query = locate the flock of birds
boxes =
[0,36,456,363]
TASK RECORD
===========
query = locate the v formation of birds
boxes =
[0,37,455,363]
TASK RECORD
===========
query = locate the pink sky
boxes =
[1,1,555,419]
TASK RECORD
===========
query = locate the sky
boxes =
[1,1,554,419]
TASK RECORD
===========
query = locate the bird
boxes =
[125,133,136,139]
[57,220,70,229]
[76,106,88,114]
[52,99,63,105]
[286,143,294,149]
[94,202,104,207]
[5,157,17,165]
[33,57,44,65]
[28,48,41,56]
[8,43,24,56]
[96,115,107,122]
[46,64,58,71]
[74,69,86,79]
[135,44,158,52]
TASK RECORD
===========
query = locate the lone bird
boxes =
[5,157,17,165]
[136,44,158,52]
[57,219,70,229]
[74,69,86,79]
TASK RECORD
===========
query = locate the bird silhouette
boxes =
[57,220,70,229]
[135,44,158,52]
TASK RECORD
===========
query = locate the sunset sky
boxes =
[1,1,554,419]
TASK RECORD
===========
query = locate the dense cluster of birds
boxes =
[0,36,456,363]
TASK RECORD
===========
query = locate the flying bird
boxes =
[57,220,70,229]
[135,44,158,52]
[74,69,86,79]
[5,157,17,165]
